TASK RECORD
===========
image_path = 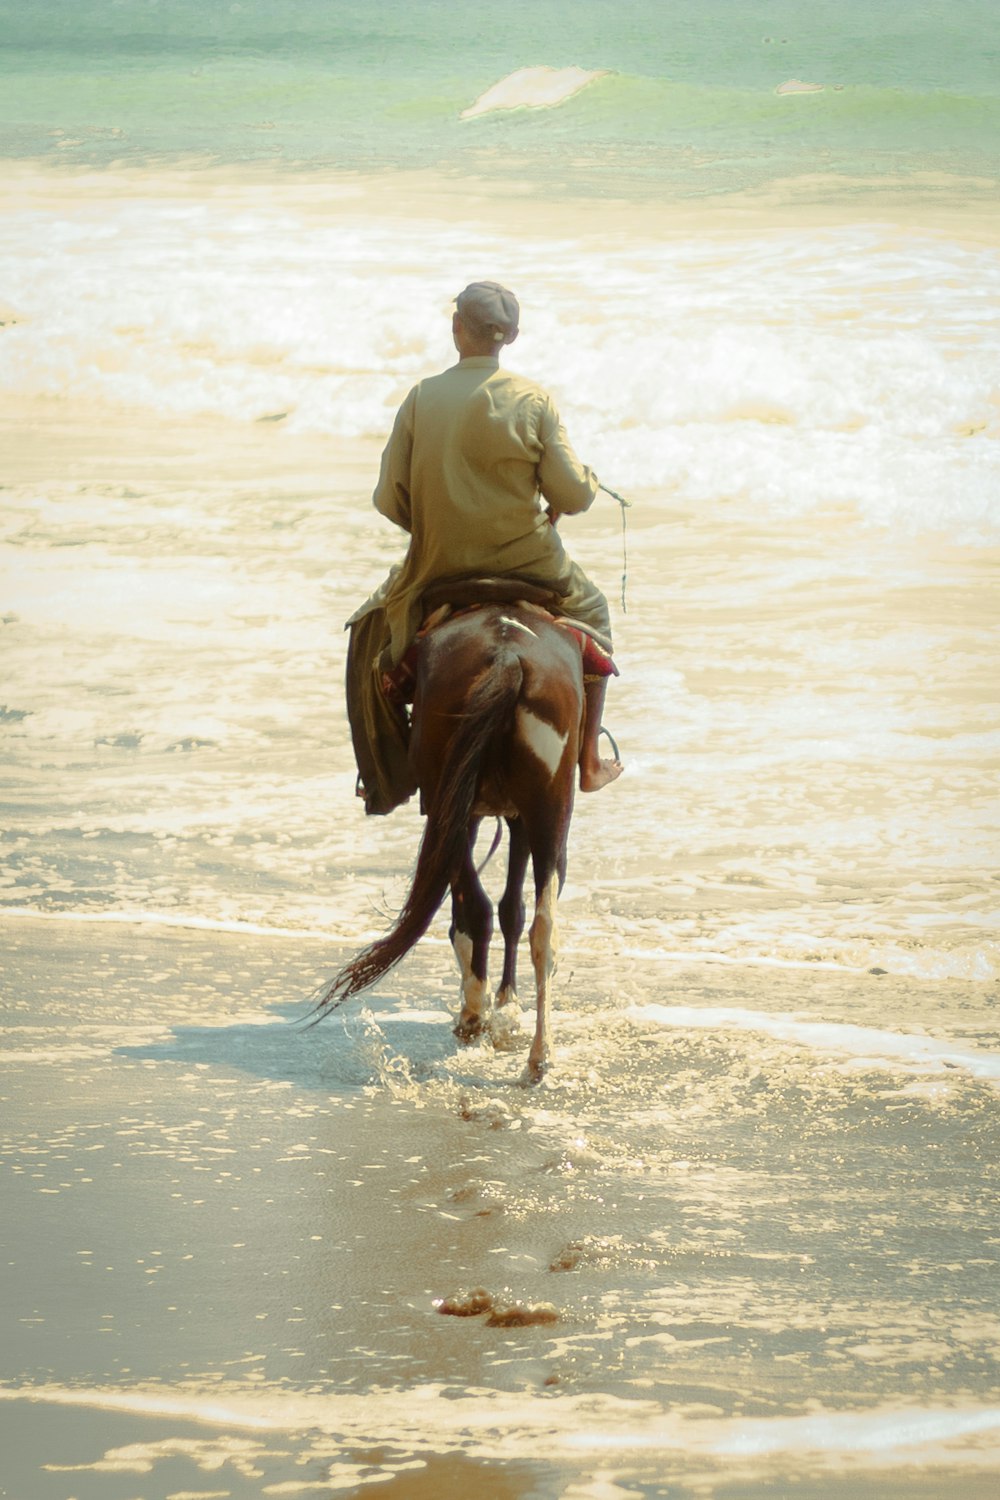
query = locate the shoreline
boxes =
[3,155,1000,245]
[2,1380,1000,1495]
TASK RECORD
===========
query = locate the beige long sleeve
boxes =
[372,386,416,532]
[536,398,599,517]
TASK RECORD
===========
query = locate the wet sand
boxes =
[3,914,1000,1499]
[4,158,1000,249]
[3,207,999,1494]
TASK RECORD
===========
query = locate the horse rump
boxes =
[313,638,523,1015]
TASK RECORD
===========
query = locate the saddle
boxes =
[382,574,617,706]
[421,574,567,613]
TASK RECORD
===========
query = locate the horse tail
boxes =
[314,650,522,1015]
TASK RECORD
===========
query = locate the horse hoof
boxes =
[521,1054,549,1087]
[454,1014,486,1043]
[488,1007,522,1052]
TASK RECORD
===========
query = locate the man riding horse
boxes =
[346,280,623,815]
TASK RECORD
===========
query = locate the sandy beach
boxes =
[4,157,1000,247]
[3,908,1000,1499]
[4,308,1000,1496]
[3,0,1000,1453]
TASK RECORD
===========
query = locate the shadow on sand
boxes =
[114,1001,468,1093]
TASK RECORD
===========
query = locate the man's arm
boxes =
[372,386,417,531]
[536,394,598,519]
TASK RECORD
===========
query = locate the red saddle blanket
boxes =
[382,608,617,707]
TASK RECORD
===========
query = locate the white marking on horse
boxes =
[500,615,538,638]
[452,928,489,1024]
[526,871,559,1082]
[453,929,474,980]
[516,707,568,777]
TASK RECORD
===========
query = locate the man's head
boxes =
[453,281,520,356]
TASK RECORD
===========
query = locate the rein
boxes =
[476,818,504,875]
[599,482,631,615]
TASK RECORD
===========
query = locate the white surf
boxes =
[460,65,607,119]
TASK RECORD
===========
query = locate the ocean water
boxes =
[2,0,1000,193]
[2,3,1000,1496]
[2,182,998,533]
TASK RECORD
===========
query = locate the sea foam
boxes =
[2,178,996,542]
[460,66,607,118]
[627,1004,1000,1082]
[2,1383,998,1476]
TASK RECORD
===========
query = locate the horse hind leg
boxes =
[496,817,529,1012]
[450,828,494,1042]
[523,780,572,1084]
[525,864,560,1084]
[514,705,575,1083]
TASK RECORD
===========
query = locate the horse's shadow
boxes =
[115,1000,465,1093]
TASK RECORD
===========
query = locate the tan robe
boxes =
[346,355,612,814]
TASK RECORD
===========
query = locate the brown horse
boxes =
[317,599,584,1082]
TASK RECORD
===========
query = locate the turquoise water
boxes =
[2,0,999,193]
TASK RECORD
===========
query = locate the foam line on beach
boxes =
[0,1383,285,1432]
[1,1384,998,1471]
[0,906,338,942]
[618,944,862,974]
[1,909,976,989]
[0,908,857,976]
[626,1004,1000,1081]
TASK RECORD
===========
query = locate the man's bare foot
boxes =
[580,757,624,793]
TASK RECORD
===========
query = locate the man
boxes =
[346,280,623,815]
